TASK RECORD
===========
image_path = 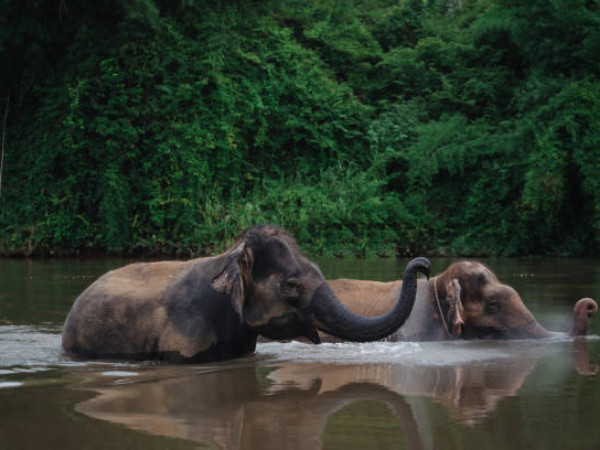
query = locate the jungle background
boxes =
[1,0,599,257]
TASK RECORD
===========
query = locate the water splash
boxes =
[101,371,140,377]
[256,337,580,366]
[0,381,24,389]
[0,324,63,369]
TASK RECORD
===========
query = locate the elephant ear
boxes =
[211,242,253,318]
[446,279,465,337]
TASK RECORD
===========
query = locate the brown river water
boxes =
[1,257,600,449]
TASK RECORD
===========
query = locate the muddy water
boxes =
[1,257,600,449]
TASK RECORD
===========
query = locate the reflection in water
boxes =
[266,360,536,425]
[74,339,598,450]
[573,338,599,376]
[76,363,420,450]
[2,257,600,450]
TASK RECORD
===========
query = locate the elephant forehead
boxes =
[251,240,303,280]
[451,261,498,285]
[482,283,522,303]
[481,283,519,301]
[462,285,516,311]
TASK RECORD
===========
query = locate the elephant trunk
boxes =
[310,257,430,342]
[569,298,598,336]
[497,297,597,339]
[513,320,552,339]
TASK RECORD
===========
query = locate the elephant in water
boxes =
[62,224,430,363]
[325,261,597,342]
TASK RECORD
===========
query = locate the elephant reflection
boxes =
[264,338,598,425]
[265,358,537,425]
[75,365,419,450]
[74,340,597,449]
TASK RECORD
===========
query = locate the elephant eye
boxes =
[486,300,500,313]
[283,278,301,298]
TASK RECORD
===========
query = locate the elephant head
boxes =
[62,224,430,362]
[205,225,430,344]
[429,261,595,339]
[429,262,549,339]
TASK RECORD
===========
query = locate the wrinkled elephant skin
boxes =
[62,225,430,363]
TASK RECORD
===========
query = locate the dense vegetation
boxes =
[1,0,599,257]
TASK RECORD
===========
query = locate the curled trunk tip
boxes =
[570,298,598,336]
[405,257,431,280]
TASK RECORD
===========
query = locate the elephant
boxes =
[61,224,430,363]
[324,260,597,342]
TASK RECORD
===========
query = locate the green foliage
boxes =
[1,0,600,257]
[197,163,406,257]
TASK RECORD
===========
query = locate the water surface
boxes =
[1,257,600,449]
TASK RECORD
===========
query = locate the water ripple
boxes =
[0,324,64,369]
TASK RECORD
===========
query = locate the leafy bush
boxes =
[1,0,599,257]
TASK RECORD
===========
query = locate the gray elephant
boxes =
[325,261,597,342]
[62,225,430,363]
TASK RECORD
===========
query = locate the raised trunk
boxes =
[569,298,598,336]
[310,257,430,342]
